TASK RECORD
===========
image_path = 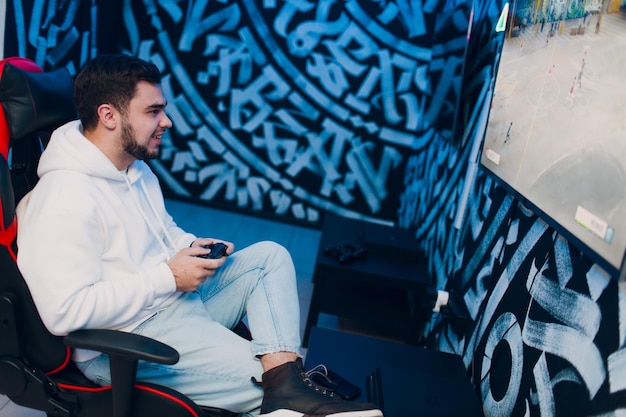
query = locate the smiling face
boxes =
[119,80,172,163]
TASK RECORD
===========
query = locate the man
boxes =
[16,54,383,417]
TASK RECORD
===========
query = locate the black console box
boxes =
[367,365,483,417]
[305,327,484,417]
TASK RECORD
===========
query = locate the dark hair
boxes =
[74,54,162,131]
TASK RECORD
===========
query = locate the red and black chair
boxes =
[0,58,240,417]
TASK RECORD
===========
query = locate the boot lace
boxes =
[303,364,336,397]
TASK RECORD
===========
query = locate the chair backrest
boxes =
[0,57,78,373]
[0,57,42,159]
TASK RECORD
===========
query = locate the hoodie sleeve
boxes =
[16,174,177,336]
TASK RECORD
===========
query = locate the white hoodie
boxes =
[17,120,195,361]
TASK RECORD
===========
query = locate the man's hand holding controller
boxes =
[168,239,233,292]
[197,242,229,259]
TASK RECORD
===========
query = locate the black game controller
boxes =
[324,242,368,264]
[198,242,228,259]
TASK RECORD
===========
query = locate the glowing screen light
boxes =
[496,3,509,32]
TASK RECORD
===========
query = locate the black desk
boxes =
[302,213,432,346]
[305,327,484,417]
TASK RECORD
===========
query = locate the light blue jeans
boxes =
[76,241,302,416]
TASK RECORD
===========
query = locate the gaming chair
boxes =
[0,58,240,417]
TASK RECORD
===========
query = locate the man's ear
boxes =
[97,103,117,130]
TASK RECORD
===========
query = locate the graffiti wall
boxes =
[4,0,626,416]
[397,1,626,415]
[4,0,471,226]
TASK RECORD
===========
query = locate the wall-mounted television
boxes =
[479,5,626,279]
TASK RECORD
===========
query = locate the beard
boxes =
[121,118,159,161]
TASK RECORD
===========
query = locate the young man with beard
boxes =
[16,54,383,417]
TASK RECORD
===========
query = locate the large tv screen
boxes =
[480,5,626,279]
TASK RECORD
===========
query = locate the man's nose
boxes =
[161,112,173,128]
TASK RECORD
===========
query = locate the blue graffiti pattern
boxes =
[396,2,626,416]
[6,0,470,225]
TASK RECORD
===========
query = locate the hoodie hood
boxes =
[39,120,142,184]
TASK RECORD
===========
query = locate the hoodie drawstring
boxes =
[122,174,176,258]
[139,177,178,251]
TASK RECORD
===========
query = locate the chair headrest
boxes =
[0,62,77,143]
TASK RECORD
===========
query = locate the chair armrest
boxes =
[64,329,179,365]
[65,329,180,417]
